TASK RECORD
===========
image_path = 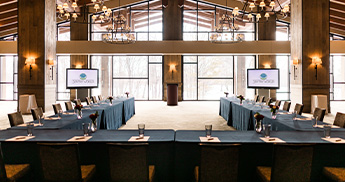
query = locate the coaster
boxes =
[128,136,150,142]
[321,137,345,143]
[260,137,286,143]
[199,137,221,142]
[6,136,35,141]
[67,136,92,142]
[316,125,340,129]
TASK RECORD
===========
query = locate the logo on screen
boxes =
[80,73,87,80]
[260,73,267,80]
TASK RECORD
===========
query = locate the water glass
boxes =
[263,124,271,138]
[38,115,44,126]
[58,110,63,119]
[292,111,297,121]
[205,124,212,138]
[312,116,318,128]
[82,123,90,136]
[27,123,34,136]
[324,125,332,139]
[138,124,145,138]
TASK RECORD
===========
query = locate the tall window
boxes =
[56,56,70,101]
[91,0,163,41]
[183,55,235,100]
[0,56,17,101]
[183,0,255,41]
[57,22,70,41]
[276,55,290,100]
[330,55,345,101]
[112,56,162,100]
[276,21,289,41]
[91,56,112,97]
[234,56,256,99]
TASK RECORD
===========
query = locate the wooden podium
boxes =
[167,83,179,106]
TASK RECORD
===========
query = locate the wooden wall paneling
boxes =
[18,0,56,112]
[163,0,182,40]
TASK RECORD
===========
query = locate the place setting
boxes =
[6,123,36,141]
[128,124,150,141]
[199,124,220,142]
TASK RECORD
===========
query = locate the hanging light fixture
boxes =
[56,0,110,24]
[232,0,290,23]
[209,0,243,44]
[102,0,135,44]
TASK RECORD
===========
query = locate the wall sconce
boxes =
[25,58,35,80]
[312,57,322,80]
[169,64,176,80]
[264,64,271,68]
[48,59,55,80]
[292,59,299,80]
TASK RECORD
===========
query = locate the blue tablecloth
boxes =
[9,97,136,130]
[220,97,345,131]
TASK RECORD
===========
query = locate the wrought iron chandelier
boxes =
[102,0,135,44]
[234,0,290,23]
[57,0,111,24]
[209,0,244,43]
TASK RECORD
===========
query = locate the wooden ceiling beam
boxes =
[0,28,16,38]
[0,16,16,27]
[0,0,16,6]
[0,2,17,14]
[0,23,16,32]
[331,22,345,32]
[331,17,345,26]
[330,2,345,12]
[331,10,345,20]
[0,10,16,21]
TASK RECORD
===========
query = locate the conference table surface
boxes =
[0,129,175,182]
[8,97,135,130]
[219,97,344,131]
[174,130,345,182]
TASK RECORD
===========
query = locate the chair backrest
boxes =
[92,96,98,103]
[294,103,304,115]
[271,144,314,182]
[283,101,291,111]
[8,112,24,127]
[31,107,43,120]
[98,95,103,101]
[266,98,272,106]
[334,112,345,128]
[65,101,73,111]
[107,143,149,182]
[0,143,7,181]
[199,143,241,182]
[73,99,82,106]
[275,100,281,107]
[52,103,62,115]
[313,108,326,122]
[85,97,92,105]
[38,143,82,181]
[255,95,260,102]
[260,96,265,103]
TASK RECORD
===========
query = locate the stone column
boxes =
[17,0,56,112]
[290,0,330,113]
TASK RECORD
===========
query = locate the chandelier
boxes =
[234,0,290,23]
[56,0,111,24]
[102,0,135,44]
[209,0,244,43]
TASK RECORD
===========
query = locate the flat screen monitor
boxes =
[247,69,280,89]
[66,69,99,89]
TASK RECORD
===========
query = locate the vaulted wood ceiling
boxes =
[1,0,345,38]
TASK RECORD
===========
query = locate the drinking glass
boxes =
[292,111,297,121]
[27,123,34,136]
[138,124,145,138]
[312,116,318,128]
[205,124,212,138]
[324,125,332,139]
[38,115,44,126]
[263,124,271,138]
[58,110,63,119]
[82,123,90,136]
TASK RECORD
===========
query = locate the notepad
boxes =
[199,137,221,142]
[316,125,340,129]
[321,137,345,143]
[128,136,150,142]
[260,137,286,143]
[63,112,75,115]
[67,136,92,142]
[46,117,60,120]
[295,118,311,121]
[6,136,35,141]
[17,123,42,127]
